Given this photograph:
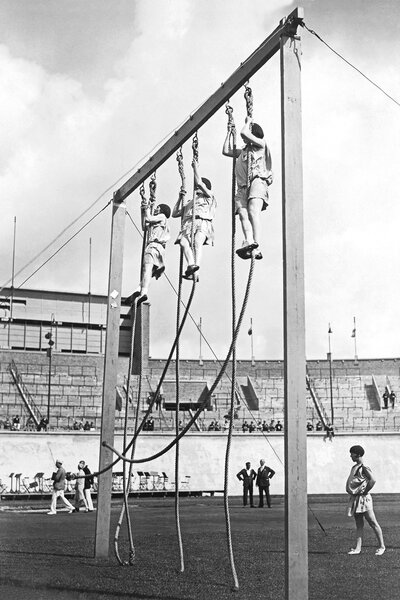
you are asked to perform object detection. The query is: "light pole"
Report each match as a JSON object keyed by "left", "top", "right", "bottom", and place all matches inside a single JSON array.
[
  {"left": 45, "top": 326, "right": 55, "bottom": 424},
  {"left": 327, "top": 323, "right": 334, "bottom": 426}
]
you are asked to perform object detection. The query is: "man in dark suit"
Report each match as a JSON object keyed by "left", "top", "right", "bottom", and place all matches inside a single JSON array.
[
  {"left": 236, "top": 461, "right": 257, "bottom": 507},
  {"left": 256, "top": 459, "right": 275, "bottom": 508}
]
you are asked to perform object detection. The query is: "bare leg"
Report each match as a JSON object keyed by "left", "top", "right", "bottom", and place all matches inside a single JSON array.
[
  {"left": 248, "top": 197, "right": 264, "bottom": 246},
  {"left": 179, "top": 237, "right": 194, "bottom": 267},
  {"left": 365, "top": 511, "right": 385, "bottom": 552},
  {"left": 348, "top": 514, "right": 364, "bottom": 553},
  {"left": 193, "top": 231, "right": 207, "bottom": 266},
  {"left": 237, "top": 206, "right": 254, "bottom": 246},
  {"left": 140, "top": 261, "right": 154, "bottom": 297}
]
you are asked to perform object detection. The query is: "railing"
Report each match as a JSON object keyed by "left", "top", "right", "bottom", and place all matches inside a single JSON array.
[
  {"left": 9, "top": 360, "right": 42, "bottom": 428},
  {"left": 306, "top": 374, "right": 329, "bottom": 427}
]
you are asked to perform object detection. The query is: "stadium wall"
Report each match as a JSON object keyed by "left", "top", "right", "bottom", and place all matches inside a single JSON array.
[{"left": 1, "top": 431, "right": 399, "bottom": 495}]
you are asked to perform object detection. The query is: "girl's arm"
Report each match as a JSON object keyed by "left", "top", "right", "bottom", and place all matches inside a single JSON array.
[
  {"left": 240, "top": 116, "right": 265, "bottom": 149},
  {"left": 222, "top": 129, "right": 241, "bottom": 158},
  {"left": 144, "top": 213, "right": 165, "bottom": 226},
  {"left": 192, "top": 160, "right": 211, "bottom": 198},
  {"left": 362, "top": 466, "right": 376, "bottom": 494},
  {"left": 171, "top": 188, "right": 186, "bottom": 218}
]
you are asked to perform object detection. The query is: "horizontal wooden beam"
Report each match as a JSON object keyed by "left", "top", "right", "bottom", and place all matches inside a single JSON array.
[{"left": 114, "top": 6, "right": 304, "bottom": 203}]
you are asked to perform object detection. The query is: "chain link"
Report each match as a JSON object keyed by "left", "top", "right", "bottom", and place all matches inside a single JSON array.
[
  {"left": 139, "top": 183, "right": 147, "bottom": 208},
  {"left": 192, "top": 132, "right": 199, "bottom": 163},
  {"left": 244, "top": 84, "right": 253, "bottom": 119},
  {"left": 176, "top": 147, "right": 186, "bottom": 191},
  {"left": 149, "top": 172, "right": 157, "bottom": 206},
  {"left": 225, "top": 101, "right": 237, "bottom": 147}
]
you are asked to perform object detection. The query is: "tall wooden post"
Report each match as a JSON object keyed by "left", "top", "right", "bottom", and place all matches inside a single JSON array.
[
  {"left": 280, "top": 12, "right": 308, "bottom": 600},
  {"left": 95, "top": 196, "right": 126, "bottom": 558}
]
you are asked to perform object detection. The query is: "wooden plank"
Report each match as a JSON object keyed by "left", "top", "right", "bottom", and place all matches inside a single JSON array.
[
  {"left": 94, "top": 198, "right": 126, "bottom": 558},
  {"left": 114, "top": 7, "right": 304, "bottom": 203},
  {"left": 280, "top": 21, "right": 308, "bottom": 600}
]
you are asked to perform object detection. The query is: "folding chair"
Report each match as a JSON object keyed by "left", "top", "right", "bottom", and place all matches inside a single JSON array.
[
  {"left": 112, "top": 472, "right": 124, "bottom": 491},
  {"left": 143, "top": 472, "right": 151, "bottom": 490},
  {"left": 22, "top": 477, "right": 32, "bottom": 493},
  {"left": 161, "top": 472, "right": 169, "bottom": 490},
  {"left": 137, "top": 471, "right": 148, "bottom": 491},
  {"left": 43, "top": 477, "right": 54, "bottom": 492},
  {"left": 149, "top": 471, "right": 160, "bottom": 490},
  {"left": 14, "top": 473, "right": 22, "bottom": 493},
  {"left": 181, "top": 475, "right": 191, "bottom": 490},
  {"left": 34, "top": 472, "right": 45, "bottom": 492}
]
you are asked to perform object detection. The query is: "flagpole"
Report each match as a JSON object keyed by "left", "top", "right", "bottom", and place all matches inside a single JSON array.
[
  {"left": 327, "top": 323, "right": 334, "bottom": 426},
  {"left": 250, "top": 318, "right": 255, "bottom": 366},
  {"left": 199, "top": 317, "right": 203, "bottom": 366},
  {"left": 352, "top": 316, "right": 358, "bottom": 363},
  {"left": 8, "top": 217, "right": 17, "bottom": 347},
  {"left": 88, "top": 237, "right": 92, "bottom": 325}
]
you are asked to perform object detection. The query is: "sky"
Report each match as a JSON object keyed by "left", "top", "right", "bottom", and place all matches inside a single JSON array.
[{"left": 0, "top": 0, "right": 400, "bottom": 361}]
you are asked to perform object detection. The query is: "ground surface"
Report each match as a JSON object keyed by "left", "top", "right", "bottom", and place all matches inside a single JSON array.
[{"left": 0, "top": 494, "right": 399, "bottom": 600}]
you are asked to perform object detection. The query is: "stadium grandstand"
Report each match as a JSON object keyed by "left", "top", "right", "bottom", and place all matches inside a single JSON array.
[{"left": 0, "top": 286, "right": 398, "bottom": 435}]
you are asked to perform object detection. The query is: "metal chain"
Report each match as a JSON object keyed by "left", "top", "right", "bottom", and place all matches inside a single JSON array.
[
  {"left": 225, "top": 101, "right": 237, "bottom": 148},
  {"left": 149, "top": 172, "right": 157, "bottom": 207},
  {"left": 244, "top": 84, "right": 253, "bottom": 119},
  {"left": 192, "top": 132, "right": 199, "bottom": 163},
  {"left": 176, "top": 147, "right": 186, "bottom": 193}
]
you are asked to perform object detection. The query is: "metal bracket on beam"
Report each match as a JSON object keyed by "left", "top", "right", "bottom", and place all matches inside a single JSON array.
[{"left": 280, "top": 6, "right": 304, "bottom": 37}]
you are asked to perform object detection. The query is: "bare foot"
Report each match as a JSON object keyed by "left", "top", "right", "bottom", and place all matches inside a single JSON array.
[{"left": 348, "top": 548, "right": 361, "bottom": 555}]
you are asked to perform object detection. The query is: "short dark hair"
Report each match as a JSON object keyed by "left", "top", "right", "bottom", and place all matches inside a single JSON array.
[
  {"left": 158, "top": 204, "right": 171, "bottom": 219},
  {"left": 201, "top": 177, "right": 211, "bottom": 190},
  {"left": 350, "top": 445, "right": 365, "bottom": 457},
  {"left": 252, "top": 123, "right": 264, "bottom": 139}
]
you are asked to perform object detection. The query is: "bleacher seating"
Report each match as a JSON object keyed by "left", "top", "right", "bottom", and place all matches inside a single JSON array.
[{"left": 1, "top": 350, "right": 400, "bottom": 433}]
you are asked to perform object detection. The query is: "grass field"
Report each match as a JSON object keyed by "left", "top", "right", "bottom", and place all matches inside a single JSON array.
[{"left": 1, "top": 494, "right": 399, "bottom": 600}]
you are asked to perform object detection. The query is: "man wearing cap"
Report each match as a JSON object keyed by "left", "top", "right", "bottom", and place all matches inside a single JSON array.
[{"left": 48, "top": 459, "right": 74, "bottom": 515}]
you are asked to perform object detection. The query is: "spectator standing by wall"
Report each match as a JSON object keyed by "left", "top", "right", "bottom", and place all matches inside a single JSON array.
[
  {"left": 74, "top": 463, "right": 89, "bottom": 512},
  {"left": 236, "top": 461, "right": 256, "bottom": 507},
  {"left": 256, "top": 459, "right": 275, "bottom": 508},
  {"left": 79, "top": 460, "right": 94, "bottom": 512},
  {"left": 382, "top": 389, "right": 389, "bottom": 409},
  {"left": 390, "top": 390, "right": 396, "bottom": 409}
]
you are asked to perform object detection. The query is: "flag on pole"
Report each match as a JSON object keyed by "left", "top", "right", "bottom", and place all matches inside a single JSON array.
[
  {"left": 351, "top": 316, "right": 356, "bottom": 337},
  {"left": 248, "top": 326, "right": 252, "bottom": 336},
  {"left": 328, "top": 324, "right": 332, "bottom": 334}
]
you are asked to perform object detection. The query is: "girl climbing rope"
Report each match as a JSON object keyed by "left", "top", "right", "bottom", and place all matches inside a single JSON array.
[
  {"left": 131, "top": 182, "right": 171, "bottom": 305},
  {"left": 172, "top": 158, "right": 216, "bottom": 280},
  {"left": 222, "top": 94, "right": 273, "bottom": 261}
]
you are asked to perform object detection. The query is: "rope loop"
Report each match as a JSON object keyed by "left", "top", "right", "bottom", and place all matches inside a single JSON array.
[
  {"left": 244, "top": 84, "right": 253, "bottom": 119},
  {"left": 192, "top": 132, "right": 199, "bottom": 163}
]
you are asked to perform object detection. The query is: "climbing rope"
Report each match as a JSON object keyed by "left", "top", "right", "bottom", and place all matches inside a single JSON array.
[
  {"left": 175, "top": 147, "right": 187, "bottom": 573},
  {"left": 174, "top": 250, "right": 185, "bottom": 572},
  {"left": 190, "top": 133, "right": 199, "bottom": 257},
  {"left": 244, "top": 84, "right": 254, "bottom": 188},
  {"left": 103, "top": 256, "right": 255, "bottom": 464},
  {"left": 224, "top": 100, "right": 239, "bottom": 590},
  {"left": 114, "top": 177, "right": 156, "bottom": 566}
]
